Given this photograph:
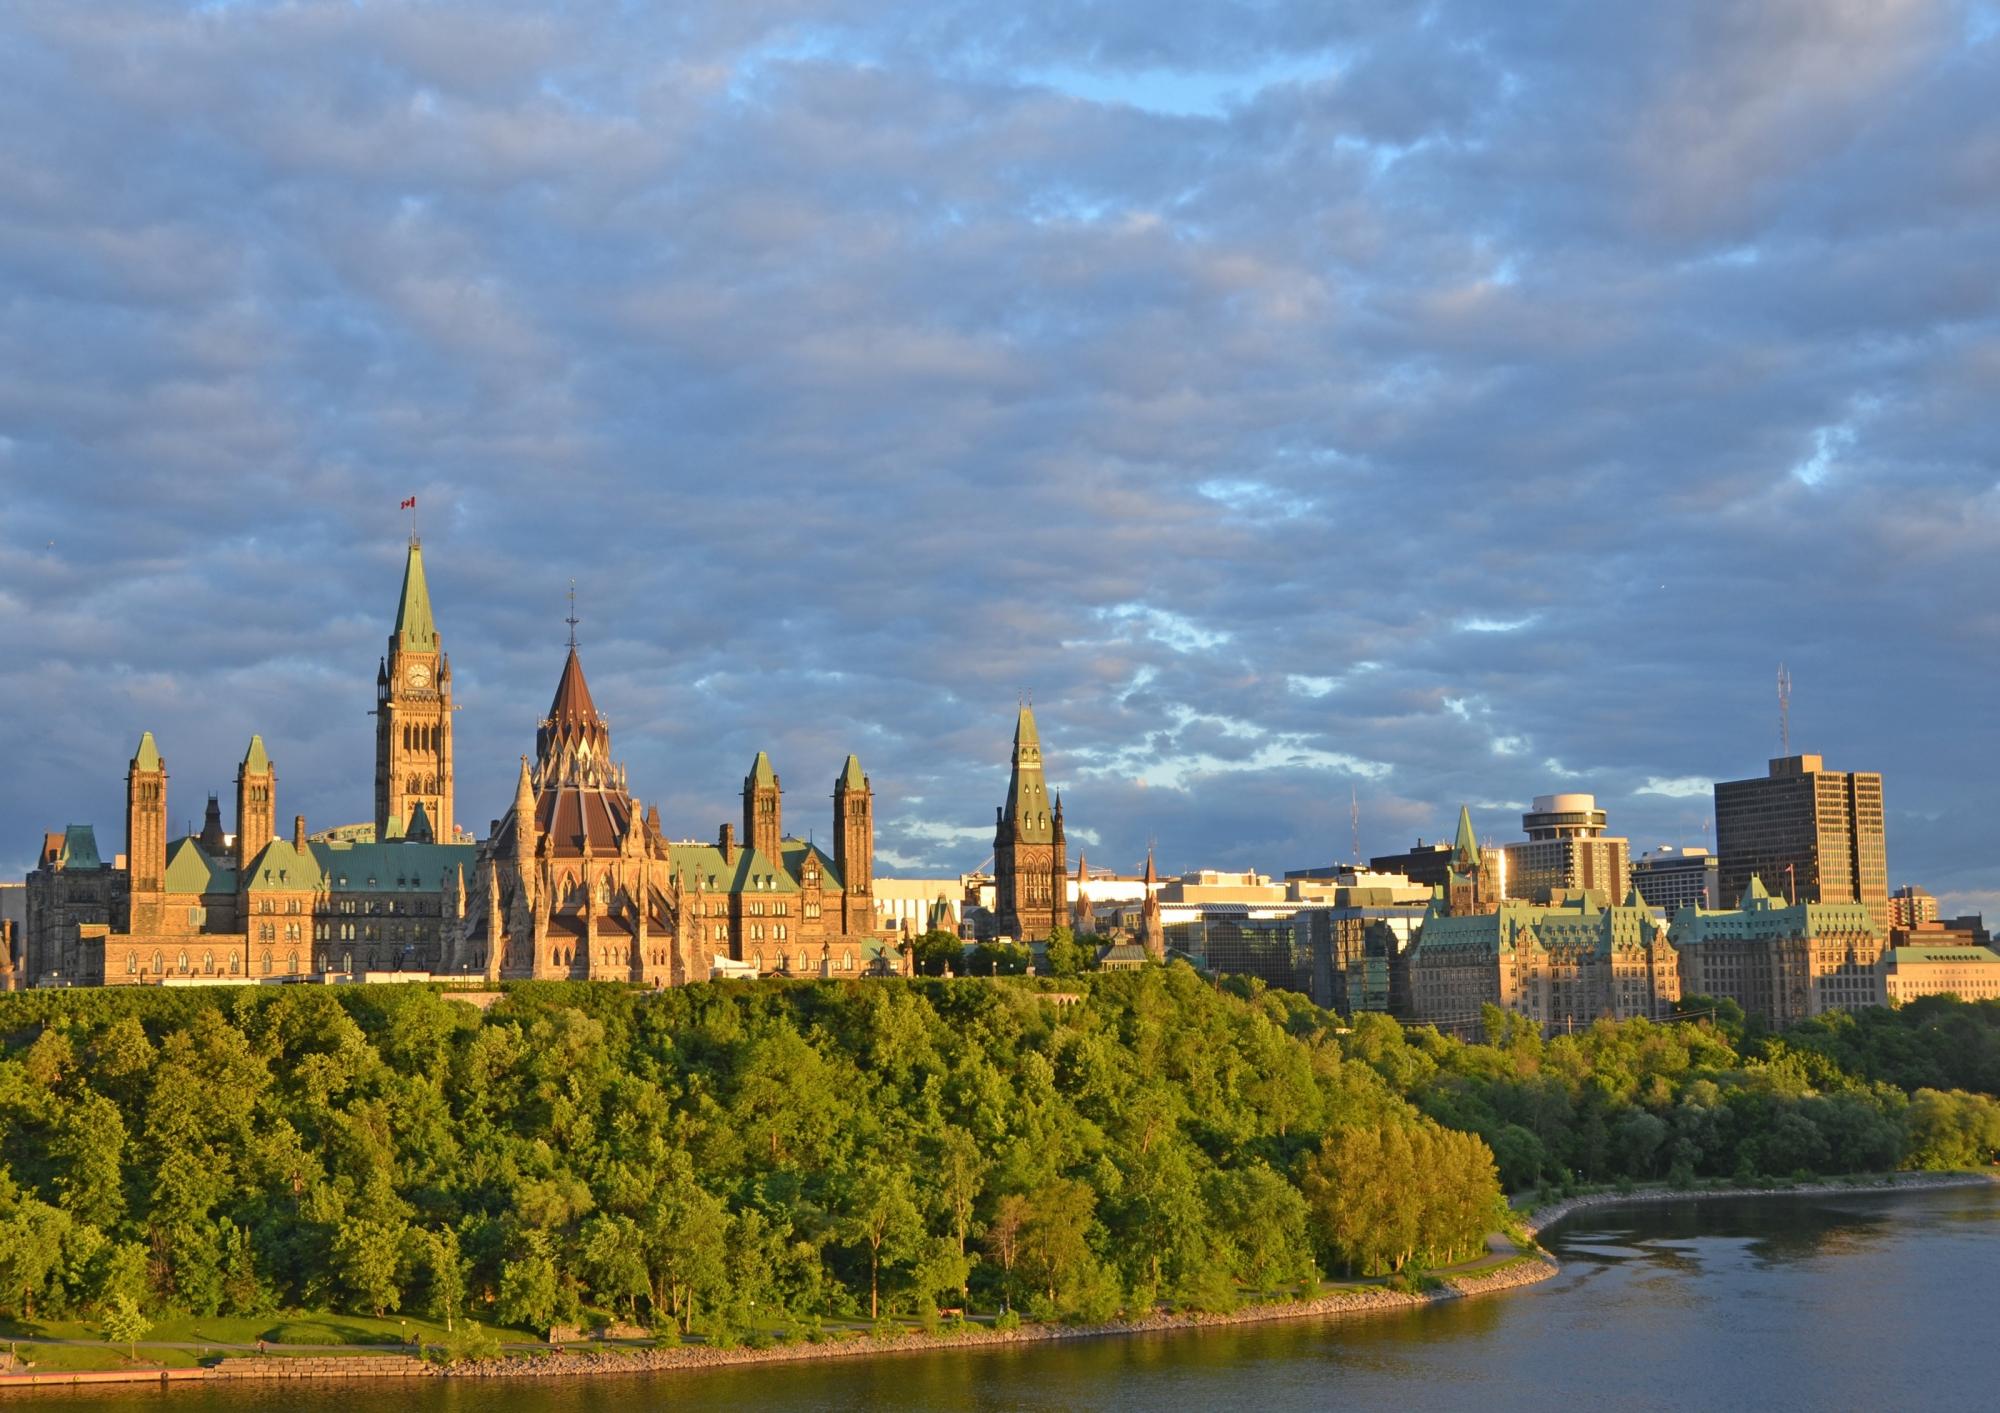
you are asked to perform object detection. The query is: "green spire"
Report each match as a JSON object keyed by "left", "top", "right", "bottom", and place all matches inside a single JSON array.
[
  {"left": 132, "top": 731, "right": 162, "bottom": 771},
  {"left": 1003, "top": 705, "right": 1052, "bottom": 843},
  {"left": 394, "top": 539, "right": 437, "bottom": 651},
  {"left": 242, "top": 735, "right": 270, "bottom": 774},
  {"left": 1453, "top": 805, "right": 1480, "bottom": 867},
  {"left": 840, "top": 754, "right": 866, "bottom": 790},
  {"left": 749, "top": 751, "right": 778, "bottom": 786}
]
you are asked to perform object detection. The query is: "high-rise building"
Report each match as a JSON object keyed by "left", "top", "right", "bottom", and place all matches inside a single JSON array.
[
  {"left": 1714, "top": 755, "right": 1887, "bottom": 933},
  {"left": 1632, "top": 846, "right": 1720, "bottom": 914},
  {"left": 987, "top": 705, "right": 1069, "bottom": 942},
  {"left": 1888, "top": 884, "right": 1939, "bottom": 930},
  {"left": 1499, "top": 794, "right": 1630, "bottom": 904}
]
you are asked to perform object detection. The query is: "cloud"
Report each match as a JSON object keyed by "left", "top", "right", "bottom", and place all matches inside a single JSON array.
[{"left": 0, "top": 1, "right": 1994, "bottom": 906}]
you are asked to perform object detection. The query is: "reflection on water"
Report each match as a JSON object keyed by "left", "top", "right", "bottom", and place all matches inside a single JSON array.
[{"left": 32, "top": 1186, "right": 2000, "bottom": 1413}]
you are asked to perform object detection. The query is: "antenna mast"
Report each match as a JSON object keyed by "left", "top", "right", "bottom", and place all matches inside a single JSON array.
[
  {"left": 1351, "top": 788, "right": 1361, "bottom": 866},
  {"left": 1777, "top": 663, "right": 1792, "bottom": 757}
]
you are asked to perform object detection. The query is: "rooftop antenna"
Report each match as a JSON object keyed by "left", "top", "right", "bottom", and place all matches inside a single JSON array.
[
  {"left": 1777, "top": 663, "right": 1792, "bottom": 757},
  {"left": 565, "top": 579, "right": 579, "bottom": 649},
  {"left": 1351, "top": 788, "right": 1361, "bottom": 866}
]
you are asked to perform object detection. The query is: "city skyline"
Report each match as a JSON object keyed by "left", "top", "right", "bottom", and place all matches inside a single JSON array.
[{"left": 3, "top": 6, "right": 1997, "bottom": 912}]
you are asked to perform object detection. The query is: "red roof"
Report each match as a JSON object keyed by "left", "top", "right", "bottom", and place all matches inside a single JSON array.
[{"left": 547, "top": 647, "right": 603, "bottom": 728}]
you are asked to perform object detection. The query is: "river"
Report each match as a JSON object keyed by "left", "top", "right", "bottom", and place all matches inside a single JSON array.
[{"left": 33, "top": 1184, "right": 2000, "bottom": 1412}]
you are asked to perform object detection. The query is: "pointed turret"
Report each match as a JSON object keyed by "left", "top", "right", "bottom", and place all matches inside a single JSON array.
[
  {"left": 547, "top": 647, "right": 603, "bottom": 729},
  {"left": 133, "top": 731, "right": 163, "bottom": 772},
  {"left": 840, "top": 754, "right": 866, "bottom": 790},
  {"left": 1452, "top": 805, "right": 1480, "bottom": 869},
  {"left": 834, "top": 754, "right": 873, "bottom": 926},
  {"left": 537, "top": 647, "right": 612, "bottom": 784},
  {"left": 744, "top": 752, "right": 783, "bottom": 862},
  {"left": 406, "top": 799, "right": 435, "bottom": 844},
  {"left": 126, "top": 732, "right": 168, "bottom": 900},
  {"left": 1139, "top": 848, "right": 1165, "bottom": 962},
  {"left": 199, "top": 795, "right": 227, "bottom": 855},
  {"left": 394, "top": 539, "right": 438, "bottom": 651},
  {"left": 236, "top": 736, "right": 276, "bottom": 872}
]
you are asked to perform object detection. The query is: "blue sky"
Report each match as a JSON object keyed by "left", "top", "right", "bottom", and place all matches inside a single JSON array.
[{"left": 2, "top": 1, "right": 1997, "bottom": 914}]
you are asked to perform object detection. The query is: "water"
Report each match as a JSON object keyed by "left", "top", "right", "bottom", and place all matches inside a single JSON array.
[{"left": 35, "top": 1185, "right": 2000, "bottom": 1412}]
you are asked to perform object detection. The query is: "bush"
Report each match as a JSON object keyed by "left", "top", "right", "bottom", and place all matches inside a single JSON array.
[{"left": 993, "top": 1310, "right": 1021, "bottom": 1332}]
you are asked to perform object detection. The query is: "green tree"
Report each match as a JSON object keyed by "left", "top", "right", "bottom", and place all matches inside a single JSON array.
[{"left": 100, "top": 1291, "right": 151, "bottom": 1361}]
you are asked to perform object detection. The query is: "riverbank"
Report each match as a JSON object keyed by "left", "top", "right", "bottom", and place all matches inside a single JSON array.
[
  {"left": 0, "top": 1253, "right": 1557, "bottom": 1391},
  {"left": 1517, "top": 1169, "right": 2000, "bottom": 1238}
]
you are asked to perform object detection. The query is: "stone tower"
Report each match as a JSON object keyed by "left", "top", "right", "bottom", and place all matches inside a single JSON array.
[
  {"left": 1446, "top": 805, "right": 1499, "bottom": 915},
  {"left": 744, "top": 752, "right": 782, "bottom": 861},
  {"left": 374, "top": 538, "right": 454, "bottom": 842},
  {"left": 235, "top": 736, "right": 275, "bottom": 872},
  {"left": 1139, "top": 848, "right": 1166, "bottom": 962},
  {"left": 126, "top": 732, "right": 168, "bottom": 932},
  {"left": 835, "top": 754, "right": 874, "bottom": 935},
  {"left": 992, "top": 704, "right": 1068, "bottom": 941}
]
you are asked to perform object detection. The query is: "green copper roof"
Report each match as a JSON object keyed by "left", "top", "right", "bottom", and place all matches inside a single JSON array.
[
  {"left": 1453, "top": 806, "right": 1480, "bottom": 867},
  {"left": 311, "top": 838, "right": 476, "bottom": 892},
  {"left": 1014, "top": 704, "right": 1040, "bottom": 749},
  {"left": 242, "top": 735, "right": 271, "bottom": 775},
  {"left": 1003, "top": 706, "right": 1053, "bottom": 843},
  {"left": 242, "top": 837, "right": 325, "bottom": 893},
  {"left": 57, "top": 825, "right": 103, "bottom": 870},
  {"left": 664, "top": 842, "right": 800, "bottom": 895},
  {"left": 780, "top": 839, "right": 844, "bottom": 892},
  {"left": 395, "top": 540, "right": 438, "bottom": 650},
  {"left": 132, "top": 731, "right": 162, "bottom": 771},
  {"left": 164, "top": 836, "right": 233, "bottom": 894},
  {"left": 748, "top": 751, "right": 778, "bottom": 787},
  {"left": 840, "top": 754, "right": 866, "bottom": 789},
  {"left": 1889, "top": 946, "right": 2000, "bottom": 965}
]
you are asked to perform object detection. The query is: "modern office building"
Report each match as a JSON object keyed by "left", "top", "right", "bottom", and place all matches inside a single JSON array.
[
  {"left": 1882, "top": 945, "right": 2000, "bottom": 1003},
  {"left": 1632, "top": 846, "right": 1720, "bottom": 914},
  {"left": 1499, "top": 794, "right": 1631, "bottom": 904},
  {"left": 1888, "top": 884, "right": 1939, "bottom": 930},
  {"left": 1714, "top": 755, "right": 1888, "bottom": 933}
]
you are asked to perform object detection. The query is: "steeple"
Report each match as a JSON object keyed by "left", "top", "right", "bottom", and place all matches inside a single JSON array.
[
  {"left": 1139, "top": 848, "right": 1165, "bottom": 962},
  {"left": 537, "top": 647, "right": 614, "bottom": 785},
  {"left": 834, "top": 754, "right": 873, "bottom": 927},
  {"left": 1452, "top": 805, "right": 1480, "bottom": 869},
  {"left": 1002, "top": 704, "right": 1053, "bottom": 844},
  {"left": 236, "top": 735, "right": 276, "bottom": 872},
  {"left": 394, "top": 539, "right": 437, "bottom": 651},
  {"left": 126, "top": 732, "right": 167, "bottom": 899}
]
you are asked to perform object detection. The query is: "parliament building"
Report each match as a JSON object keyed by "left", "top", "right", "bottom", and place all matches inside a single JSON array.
[{"left": 23, "top": 540, "right": 902, "bottom": 987}]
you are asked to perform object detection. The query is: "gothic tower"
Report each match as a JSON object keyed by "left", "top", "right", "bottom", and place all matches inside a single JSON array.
[
  {"left": 126, "top": 732, "right": 167, "bottom": 931},
  {"left": 744, "top": 752, "right": 782, "bottom": 861},
  {"left": 236, "top": 736, "right": 275, "bottom": 872},
  {"left": 992, "top": 704, "right": 1067, "bottom": 941},
  {"left": 374, "top": 538, "right": 454, "bottom": 842},
  {"left": 835, "top": 754, "right": 874, "bottom": 936}
]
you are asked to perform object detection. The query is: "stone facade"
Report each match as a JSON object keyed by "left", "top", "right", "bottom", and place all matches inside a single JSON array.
[
  {"left": 459, "top": 644, "right": 898, "bottom": 984},
  {"left": 374, "top": 540, "right": 457, "bottom": 843},
  {"left": 1404, "top": 888, "right": 1680, "bottom": 1034},
  {"left": 1667, "top": 876, "right": 1884, "bottom": 1027}
]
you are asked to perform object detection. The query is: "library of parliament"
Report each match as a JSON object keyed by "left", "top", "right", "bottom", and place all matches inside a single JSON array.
[{"left": 21, "top": 540, "right": 1067, "bottom": 988}]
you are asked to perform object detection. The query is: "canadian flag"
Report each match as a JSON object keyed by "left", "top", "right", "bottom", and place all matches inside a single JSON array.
[{"left": 401, "top": 496, "right": 417, "bottom": 509}]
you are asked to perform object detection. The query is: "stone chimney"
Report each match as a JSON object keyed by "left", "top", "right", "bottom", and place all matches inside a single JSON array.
[
  {"left": 719, "top": 822, "right": 737, "bottom": 864},
  {"left": 293, "top": 815, "right": 307, "bottom": 852}
]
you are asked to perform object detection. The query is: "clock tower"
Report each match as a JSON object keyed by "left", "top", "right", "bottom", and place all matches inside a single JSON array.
[{"left": 374, "top": 538, "right": 455, "bottom": 841}]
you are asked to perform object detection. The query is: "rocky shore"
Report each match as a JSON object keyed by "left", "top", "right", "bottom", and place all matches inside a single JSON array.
[{"left": 1518, "top": 1169, "right": 1999, "bottom": 1238}]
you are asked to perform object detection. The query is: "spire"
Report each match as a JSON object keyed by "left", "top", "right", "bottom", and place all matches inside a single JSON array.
[
  {"left": 840, "top": 754, "right": 866, "bottom": 790},
  {"left": 514, "top": 755, "right": 535, "bottom": 815},
  {"left": 749, "top": 750, "right": 778, "bottom": 787},
  {"left": 1143, "top": 847, "right": 1158, "bottom": 888},
  {"left": 132, "top": 731, "right": 162, "bottom": 771},
  {"left": 1001, "top": 704, "right": 1053, "bottom": 843},
  {"left": 1452, "top": 805, "right": 1480, "bottom": 868},
  {"left": 406, "top": 799, "right": 434, "bottom": 844},
  {"left": 394, "top": 539, "right": 438, "bottom": 651},
  {"left": 547, "top": 647, "right": 602, "bottom": 729},
  {"left": 200, "top": 795, "right": 226, "bottom": 853},
  {"left": 242, "top": 735, "right": 271, "bottom": 775}
]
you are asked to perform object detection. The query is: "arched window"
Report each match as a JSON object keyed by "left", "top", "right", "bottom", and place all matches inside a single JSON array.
[
  {"left": 261, "top": 950, "right": 272, "bottom": 975},
  {"left": 229, "top": 954, "right": 240, "bottom": 974},
  {"left": 203, "top": 951, "right": 215, "bottom": 974},
  {"left": 287, "top": 951, "right": 299, "bottom": 975},
  {"left": 176, "top": 949, "right": 188, "bottom": 974},
  {"left": 126, "top": 953, "right": 137, "bottom": 975},
  {"left": 408, "top": 774, "right": 421, "bottom": 794},
  {"left": 152, "top": 950, "right": 163, "bottom": 974}
]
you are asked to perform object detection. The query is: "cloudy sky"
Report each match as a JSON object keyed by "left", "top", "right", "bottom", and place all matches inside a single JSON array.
[{"left": 3, "top": 1, "right": 1997, "bottom": 913}]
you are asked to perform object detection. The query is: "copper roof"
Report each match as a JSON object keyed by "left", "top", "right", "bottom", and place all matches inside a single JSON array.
[
  {"left": 536, "top": 783, "right": 633, "bottom": 855},
  {"left": 547, "top": 647, "right": 602, "bottom": 729}
]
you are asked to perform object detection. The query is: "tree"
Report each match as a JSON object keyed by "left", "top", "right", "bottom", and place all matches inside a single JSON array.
[
  {"left": 100, "top": 1291, "right": 151, "bottom": 1362},
  {"left": 839, "top": 1162, "right": 924, "bottom": 1320},
  {"left": 497, "top": 1230, "right": 561, "bottom": 1332},
  {"left": 331, "top": 1218, "right": 405, "bottom": 1318},
  {"left": 1043, "top": 927, "right": 1089, "bottom": 977},
  {"left": 984, "top": 1193, "right": 1029, "bottom": 1311},
  {"left": 422, "top": 1228, "right": 466, "bottom": 1333}
]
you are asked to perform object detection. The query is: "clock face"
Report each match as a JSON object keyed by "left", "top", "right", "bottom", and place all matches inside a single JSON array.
[{"left": 408, "top": 663, "right": 431, "bottom": 688}]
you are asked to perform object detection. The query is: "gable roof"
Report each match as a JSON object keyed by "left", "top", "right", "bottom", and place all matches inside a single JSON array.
[
  {"left": 164, "top": 836, "right": 234, "bottom": 894},
  {"left": 781, "top": 838, "right": 844, "bottom": 892},
  {"left": 311, "top": 837, "right": 476, "bottom": 892}
]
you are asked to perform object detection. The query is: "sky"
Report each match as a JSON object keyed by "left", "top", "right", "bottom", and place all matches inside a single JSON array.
[{"left": 2, "top": 1, "right": 1997, "bottom": 914}]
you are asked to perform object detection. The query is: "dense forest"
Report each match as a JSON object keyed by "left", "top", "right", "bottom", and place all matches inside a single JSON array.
[{"left": 0, "top": 971, "right": 1995, "bottom": 1340}]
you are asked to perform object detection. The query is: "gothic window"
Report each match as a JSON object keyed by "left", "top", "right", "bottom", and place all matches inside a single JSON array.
[
  {"left": 287, "top": 951, "right": 299, "bottom": 975},
  {"left": 126, "top": 953, "right": 137, "bottom": 975},
  {"left": 776, "top": 924, "right": 787, "bottom": 941},
  {"left": 408, "top": 775, "right": 421, "bottom": 794},
  {"left": 425, "top": 776, "right": 436, "bottom": 793},
  {"left": 230, "top": 955, "right": 240, "bottom": 974},
  {"left": 797, "top": 950, "right": 808, "bottom": 970},
  {"left": 262, "top": 950, "right": 272, "bottom": 975},
  {"left": 152, "top": 950, "right": 163, "bottom": 974},
  {"left": 203, "top": 951, "right": 214, "bottom": 974},
  {"left": 177, "top": 950, "right": 189, "bottom": 973},
  {"left": 752, "top": 952, "right": 763, "bottom": 969}
]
